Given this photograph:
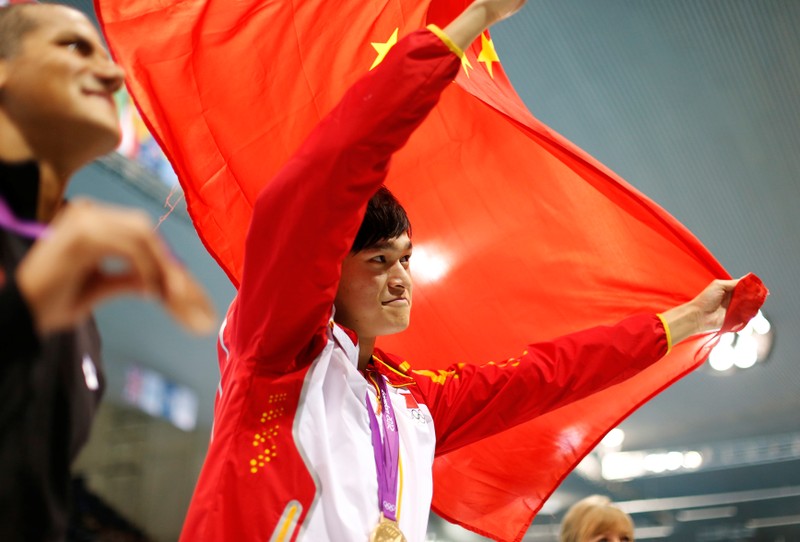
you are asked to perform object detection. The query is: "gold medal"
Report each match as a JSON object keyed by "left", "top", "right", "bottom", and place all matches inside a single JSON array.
[{"left": 369, "top": 516, "right": 407, "bottom": 542}]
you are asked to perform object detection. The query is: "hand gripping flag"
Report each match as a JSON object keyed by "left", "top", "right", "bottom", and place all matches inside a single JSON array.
[{"left": 96, "top": 1, "right": 765, "bottom": 540}]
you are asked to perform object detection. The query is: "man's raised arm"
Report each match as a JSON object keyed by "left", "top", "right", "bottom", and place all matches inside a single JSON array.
[
  {"left": 231, "top": 0, "right": 528, "bottom": 370},
  {"left": 231, "top": 29, "right": 460, "bottom": 367},
  {"left": 415, "top": 278, "right": 745, "bottom": 455}
]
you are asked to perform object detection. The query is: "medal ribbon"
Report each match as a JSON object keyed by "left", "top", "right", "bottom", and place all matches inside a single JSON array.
[
  {"left": 0, "top": 197, "right": 48, "bottom": 239},
  {"left": 365, "top": 371, "right": 400, "bottom": 522}
]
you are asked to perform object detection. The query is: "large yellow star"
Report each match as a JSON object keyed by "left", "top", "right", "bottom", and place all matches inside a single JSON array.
[
  {"left": 477, "top": 32, "right": 500, "bottom": 78},
  {"left": 370, "top": 28, "right": 399, "bottom": 71}
]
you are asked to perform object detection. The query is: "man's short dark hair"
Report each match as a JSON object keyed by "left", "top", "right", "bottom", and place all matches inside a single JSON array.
[
  {"left": 0, "top": 4, "right": 39, "bottom": 59},
  {"left": 351, "top": 186, "right": 411, "bottom": 253}
]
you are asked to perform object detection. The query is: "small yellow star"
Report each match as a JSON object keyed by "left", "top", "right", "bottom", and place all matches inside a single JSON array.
[
  {"left": 477, "top": 32, "right": 500, "bottom": 78},
  {"left": 370, "top": 28, "right": 399, "bottom": 71},
  {"left": 461, "top": 54, "right": 474, "bottom": 78}
]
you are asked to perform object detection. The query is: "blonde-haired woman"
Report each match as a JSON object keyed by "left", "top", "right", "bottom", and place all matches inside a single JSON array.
[{"left": 560, "top": 495, "right": 634, "bottom": 542}]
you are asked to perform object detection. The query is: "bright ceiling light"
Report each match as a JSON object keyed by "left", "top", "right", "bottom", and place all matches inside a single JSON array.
[
  {"left": 665, "top": 451, "right": 684, "bottom": 471},
  {"left": 708, "top": 343, "right": 735, "bottom": 371},
  {"left": 601, "top": 451, "right": 647, "bottom": 481},
  {"left": 682, "top": 451, "right": 703, "bottom": 469},
  {"left": 708, "top": 310, "right": 773, "bottom": 372},
  {"left": 601, "top": 428, "right": 625, "bottom": 449},
  {"left": 601, "top": 450, "right": 704, "bottom": 480},
  {"left": 644, "top": 453, "right": 668, "bottom": 474},
  {"left": 733, "top": 335, "right": 758, "bottom": 369},
  {"left": 750, "top": 311, "right": 771, "bottom": 334}
]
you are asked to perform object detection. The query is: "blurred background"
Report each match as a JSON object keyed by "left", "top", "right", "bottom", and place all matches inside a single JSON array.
[{"left": 49, "top": 0, "right": 799, "bottom": 540}]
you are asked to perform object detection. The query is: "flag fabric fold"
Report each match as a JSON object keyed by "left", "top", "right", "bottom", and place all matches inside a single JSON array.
[{"left": 96, "top": 1, "right": 749, "bottom": 539}]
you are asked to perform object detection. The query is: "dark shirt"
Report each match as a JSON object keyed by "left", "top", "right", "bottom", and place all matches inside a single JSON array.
[
  {"left": 0, "top": 161, "right": 105, "bottom": 542},
  {"left": 0, "top": 161, "right": 39, "bottom": 360}
]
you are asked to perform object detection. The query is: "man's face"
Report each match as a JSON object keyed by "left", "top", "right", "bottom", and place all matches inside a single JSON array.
[
  {"left": 0, "top": 5, "right": 124, "bottom": 156},
  {"left": 335, "top": 233, "right": 413, "bottom": 340}
]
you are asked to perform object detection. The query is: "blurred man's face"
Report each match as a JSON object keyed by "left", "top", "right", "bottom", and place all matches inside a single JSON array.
[{"left": 0, "top": 5, "right": 124, "bottom": 157}]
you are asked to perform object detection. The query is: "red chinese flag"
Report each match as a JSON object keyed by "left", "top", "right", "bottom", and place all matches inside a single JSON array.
[{"left": 97, "top": 1, "right": 738, "bottom": 540}]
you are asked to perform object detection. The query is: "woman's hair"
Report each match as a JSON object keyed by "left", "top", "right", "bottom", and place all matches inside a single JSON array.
[{"left": 560, "top": 495, "right": 634, "bottom": 542}]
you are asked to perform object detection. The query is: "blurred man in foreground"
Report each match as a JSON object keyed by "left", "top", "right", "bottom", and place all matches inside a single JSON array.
[{"left": 0, "top": 3, "right": 215, "bottom": 540}]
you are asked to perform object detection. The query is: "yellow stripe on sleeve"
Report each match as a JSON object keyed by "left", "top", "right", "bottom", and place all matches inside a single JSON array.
[
  {"left": 426, "top": 24, "right": 465, "bottom": 59},
  {"left": 270, "top": 501, "right": 302, "bottom": 542},
  {"left": 656, "top": 313, "right": 673, "bottom": 354}
]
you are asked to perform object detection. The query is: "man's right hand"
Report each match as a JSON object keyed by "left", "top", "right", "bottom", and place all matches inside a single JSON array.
[
  {"left": 660, "top": 278, "right": 740, "bottom": 346},
  {"left": 15, "top": 199, "right": 216, "bottom": 335}
]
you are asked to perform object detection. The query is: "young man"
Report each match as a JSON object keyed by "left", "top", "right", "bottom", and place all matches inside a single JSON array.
[
  {"left": 0, "top": 4, "right": 215, "bottom": 540},
  {"left": 180, "top": 0, "right": 741, "bottom": 541}
]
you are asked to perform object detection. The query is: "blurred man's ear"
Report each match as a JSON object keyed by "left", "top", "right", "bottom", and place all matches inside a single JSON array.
[{"left": 0, "top": 60, "right": 7, "bottom": 89}]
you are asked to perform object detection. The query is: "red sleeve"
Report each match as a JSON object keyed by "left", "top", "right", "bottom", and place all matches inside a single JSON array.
[
  {"left": 229, "top": 29, "right": 460, "bottom": 371},
  {"left": 411, "top": 313, "right": 669, "bottom": 455}
]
